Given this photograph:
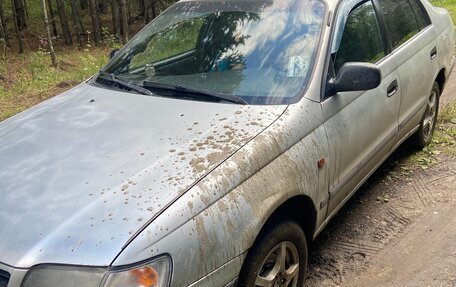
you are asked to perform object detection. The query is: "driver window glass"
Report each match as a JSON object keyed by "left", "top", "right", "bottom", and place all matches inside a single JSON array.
[
  {"left": 334, "top": 1, "right": 385, "bottom": 73},
  {"left": 130, "top": 19, "right": 205, "bottom": 69}
]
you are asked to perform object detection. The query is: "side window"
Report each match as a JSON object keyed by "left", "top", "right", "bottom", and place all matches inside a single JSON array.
[
  {"left": 334, "top": 1, "right": 385, "bottom": 73},
  {"left": 409, "top": 0, "right": 431, "bottom": 29},
  {"left": 377, "top": 0, "right": 420, "bottom": 49}
]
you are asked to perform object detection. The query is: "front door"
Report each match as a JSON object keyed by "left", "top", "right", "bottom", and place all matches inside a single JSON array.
[{"left": 322, "top": 0, "right": 401, "bottom": 217}]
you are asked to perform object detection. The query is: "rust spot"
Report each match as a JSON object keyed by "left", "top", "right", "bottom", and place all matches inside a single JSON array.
[{"left": 317, "top": 157, "right": 326, "bottom": 169}]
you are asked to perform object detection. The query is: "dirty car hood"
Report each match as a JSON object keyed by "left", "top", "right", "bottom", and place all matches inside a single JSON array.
[{"left": 0, "top": 83, "right": 286, "bottom": 268}]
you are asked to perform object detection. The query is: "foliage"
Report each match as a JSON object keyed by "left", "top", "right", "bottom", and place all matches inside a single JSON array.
[{"left": 0, "top": 47, "right": 108, "bottom": 121}]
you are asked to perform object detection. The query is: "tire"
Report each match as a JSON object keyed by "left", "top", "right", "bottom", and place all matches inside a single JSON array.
[
  {"left": 237, "top": 218, "right": 308, "bottom": 287},
  {"left": 412, "top": 82, "right": 440, "bottom": 149}
]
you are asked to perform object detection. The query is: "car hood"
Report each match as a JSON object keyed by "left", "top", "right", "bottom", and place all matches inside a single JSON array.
[{"left": 0, "top": 83, "right": 286, "bottom": 268}]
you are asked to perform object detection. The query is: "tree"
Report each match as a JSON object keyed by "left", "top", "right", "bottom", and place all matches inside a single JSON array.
[
  {"left": 0, "top": 0, "right": 10, "bottom": 47},
  {"left": 55, "top": 0, "right": 73, "bottom": 45},
  {"left": 80, "top": 0, "right": 88, "bottom": 10},
  {"left": 42, "top": 0, "right": 57, "bottom": 67},
  {"left": 1, "top": 0, "right": 184, "bottom": 55},
  {"left": 119, "top": 0, "right": 128, "bottom": 44},
  {"left": 46, "top": 0, "right": 59, "bottom": 37},
  {"left": 88, "top": 0, "right": 101, "bottom": 45},
  {"left": 69, "top": 0, "right": 84, "bottom": 48},
  {"left": 110, "top": 0, "right": 120, "bottom": 41},
  {"left": 11, "top": 0, "right": 25, "bottom": 53},
  {"left": 95, "top": 0, "right": 103, "bottom": 38},
  {"left": 13, "top": 0, "right": 26, "bottom": 30}
]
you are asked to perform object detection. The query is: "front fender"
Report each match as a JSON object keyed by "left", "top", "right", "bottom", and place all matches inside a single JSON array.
[{"left": 112, "top": 99, "right": 328, "bottom": 287}]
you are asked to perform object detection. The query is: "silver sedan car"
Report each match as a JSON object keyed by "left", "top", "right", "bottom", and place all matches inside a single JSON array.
[{"left": 0, "top": 0, "right": 454, "bottom": 286}]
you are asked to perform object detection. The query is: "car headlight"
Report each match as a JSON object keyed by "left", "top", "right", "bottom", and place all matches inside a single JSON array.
[
  {"left": 22, "top": 256, "right": 172, "bottom": 287},
  {"left": 102, "top": 256, "right": 171, "bottom": 287}
]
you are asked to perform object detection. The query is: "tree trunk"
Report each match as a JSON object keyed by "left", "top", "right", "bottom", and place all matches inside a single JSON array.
[
  {"left": 46, "top": 0, "right": 58, "bottom": 37},
  {"left": 42, "top": 0, "right": 57, "bottom": 67},
  {"left": 94, "top": 0, "right": 103, "bottom": 39},
  {"left": 80, "top": 0, "right": 88, "bottom": 10},
  {"left": 72, "top": 0, "right": 85, "bottom": 32},
  {"left": 88, "top": 0, "right": 101, "bottom": 45},
  {"left": 13, "top": 0, "right": 27, "bottom": 30},
  {"left": 127, "top": 0, "right": 131, "bottom": 23},
  {"left": 138, "top": 0, "right": 145, "bottom": 19},
  {"left": 55, "top": 0, "right": 73, "bottom": 45},
  {"left": 69, "top": 0, "right": 83, "bottom": 48},
  {"left": 119, "top": 0, "right": 128, "bottom": 44},
  {"left": 23, "top": 0, "right": 28, "bottom": 19},
  {"left": 98, "top": 0, "right": 108, "bottom": 14},
  {"left": 110, "top": 0, "right": 120, "bottom": 41},
  {"left": 0, "top": 0, "right": 10, "bottom": 47},
  {"left": 11, "top": 0, "right": 25, "bottom": 53},
  {"left": 144, "top": 0, "right": 150, "bottom": 23},
  {"left": 151, "top": 0, "right": 158, "bottom": 20}
]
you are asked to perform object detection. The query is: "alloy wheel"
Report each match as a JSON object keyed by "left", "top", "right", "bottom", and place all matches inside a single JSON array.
[
  {"left": 254, "top": 241, "right": 300, "bottom": 287},
  {"left": 423, "top": 90, "right": 438, "bottom": 143}
]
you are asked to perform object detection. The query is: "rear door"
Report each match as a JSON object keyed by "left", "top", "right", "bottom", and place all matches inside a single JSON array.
[
  {"left": 322, "top": 0, "right": 401, "bottom": 217},
  {"left": 375, "top": 0, "right": 438, "bottom": 143}
]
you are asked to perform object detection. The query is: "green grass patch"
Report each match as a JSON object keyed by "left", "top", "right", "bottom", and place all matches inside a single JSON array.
[
  {"left": 434, "top": 102, "right": 456, "bottom": 156},
  {"left": 0, "top": 47, "right": 108, "bottom": 121},
  {"left": 439, "top": 101, "right": 456, "bottom": 124}
]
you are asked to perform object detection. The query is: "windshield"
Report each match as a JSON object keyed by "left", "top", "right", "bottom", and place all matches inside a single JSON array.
[{"left": 99, "top": 0, "right": 326, "bottom": 105}]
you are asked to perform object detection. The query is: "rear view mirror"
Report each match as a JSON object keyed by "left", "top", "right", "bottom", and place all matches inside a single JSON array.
[{"left": 333, "top": 62, "right": 381, "bottom": 93}]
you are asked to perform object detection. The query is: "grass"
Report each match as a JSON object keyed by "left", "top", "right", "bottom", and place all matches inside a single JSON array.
[
  {"left": 433, "top": 102, "right": 456, "bottom": 156},
  {"left": 0, "top": 47, "right": 109, "bottom": 121},
  {"left": 409, "top": 102, "right": 456, "bottom": 169}
]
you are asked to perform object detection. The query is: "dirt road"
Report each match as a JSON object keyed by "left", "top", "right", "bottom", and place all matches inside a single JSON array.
[{"left": 306, "top": 71, "right": 456, "bottom": 287}]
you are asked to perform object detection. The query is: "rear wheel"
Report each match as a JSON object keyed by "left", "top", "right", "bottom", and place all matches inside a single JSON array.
[
  {"left": 412, "top": 82, "right": 440, "bottom": 149},
  {"left": 237, "top": 219, "right": 308, "bottom": 287}
]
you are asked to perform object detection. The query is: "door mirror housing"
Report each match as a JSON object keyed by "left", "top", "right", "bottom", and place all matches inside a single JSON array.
[{"left": 329, "top": 62, "right": 381, "bottom": 95}]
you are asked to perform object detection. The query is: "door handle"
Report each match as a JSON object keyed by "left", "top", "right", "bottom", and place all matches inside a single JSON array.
[
  {"left": 387, "top": 80, "right": 398, "bottom": 97},
  {"left": 430, "top": 47, "right": 437, "bottom": 60}
]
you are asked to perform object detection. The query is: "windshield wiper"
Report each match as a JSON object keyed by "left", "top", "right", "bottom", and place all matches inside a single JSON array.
[
  {"left": 143, "top": 80, "right": 247, "bottom": 105},
  {"left": 97, "top": 71, "right": 153, "bottom": 96}
]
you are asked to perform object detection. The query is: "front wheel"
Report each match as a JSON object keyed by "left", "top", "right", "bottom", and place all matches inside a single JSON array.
[
  {"left": 412, "top": 82, "right": 440, "bottom": 149},
  {"left": 237, "top": 219, "right": 308, "bottom": 287}
]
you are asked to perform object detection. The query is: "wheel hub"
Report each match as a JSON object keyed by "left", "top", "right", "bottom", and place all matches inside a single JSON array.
[{"left": 255, "top": 241, "right": 300, "bottom": 287}]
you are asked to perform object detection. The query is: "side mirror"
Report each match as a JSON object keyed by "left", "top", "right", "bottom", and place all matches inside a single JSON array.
[
  {"left": 331, "top": 62, "right": 381, "bottom": 94},
  {"left": 109, "top": 49, "right": 120, "bottom": 59}
]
